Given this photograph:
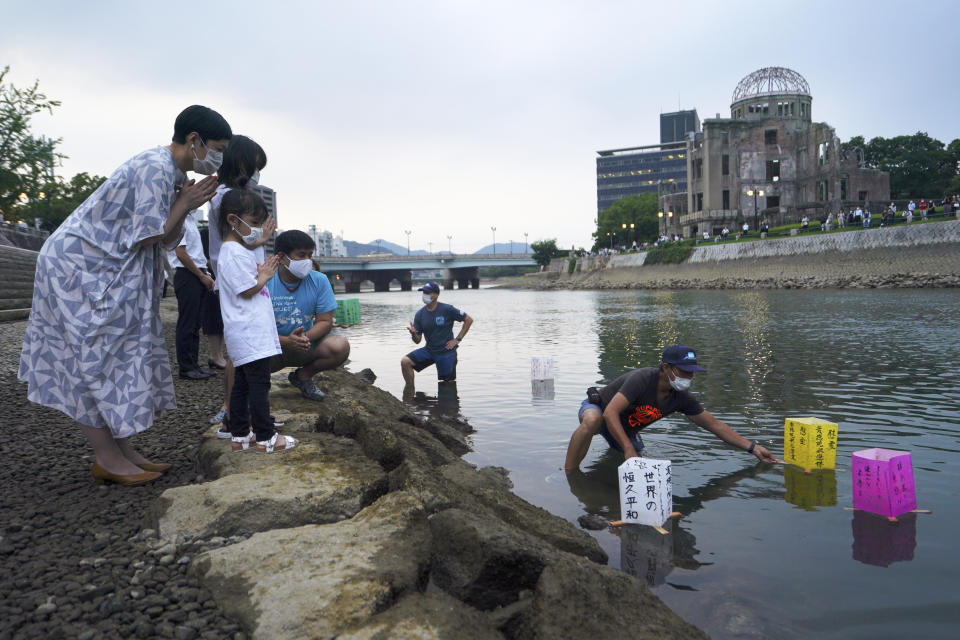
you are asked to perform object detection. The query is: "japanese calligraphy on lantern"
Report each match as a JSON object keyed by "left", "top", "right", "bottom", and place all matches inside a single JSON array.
[
  {"left": 618, "top": 457, "right": 672, "bottom": 527},
  {"left": 530, "top": 356, "right": 555, "bottom": 380},
  {"left": 851, "top": 448, "right": 917, "bottom": 518},
  {"left": 784, "top": 417, "right": 838, "bottom": 470}
]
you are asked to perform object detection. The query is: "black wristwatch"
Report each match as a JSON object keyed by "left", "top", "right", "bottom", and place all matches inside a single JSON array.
[{"left": 747, "top": 441, "right": 757, "bottom": 454}]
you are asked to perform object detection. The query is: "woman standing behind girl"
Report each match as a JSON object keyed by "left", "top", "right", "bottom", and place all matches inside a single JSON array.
[
  {"left": 206, "top": 136, "right": 273, "bottom": 428},
  {"left": 216, "top": 189, "right": 296, "bottom": 453}
]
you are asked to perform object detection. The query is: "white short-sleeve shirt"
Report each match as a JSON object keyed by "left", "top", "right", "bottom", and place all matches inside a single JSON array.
[{"left": 217, "top": 240, "right": 281, "bottom": 367}]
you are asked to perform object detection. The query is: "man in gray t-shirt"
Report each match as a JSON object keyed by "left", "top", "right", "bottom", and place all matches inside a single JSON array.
[{"left": 564, "top": 344, "right": 777, "bottom": 471}]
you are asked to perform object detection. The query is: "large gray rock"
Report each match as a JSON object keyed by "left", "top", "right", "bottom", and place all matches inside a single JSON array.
[
  {"left": 191, "top": 491, "right": 431, "bottom": 640},
  {"left": 513, "top": 553, "right": 710, "bottom": 639},
  {"left": 392, "top": 459, "right": 607, "bottom": 564},
  {"left": 156, "top": 436, "right": 387, "bottom": 540},
  {"left": 336, "top": 592, "right": 503, "bottom": 640},
  {"left": 429, "top": 508, "right": 549, "bottom": 611},
  {"left": 196, "top": 430, "right": 371, "bottom": 480}
]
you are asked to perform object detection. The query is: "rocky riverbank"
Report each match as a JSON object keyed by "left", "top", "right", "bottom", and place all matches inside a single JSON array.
[
  {"left": 1, "top": 302, "right": 708, "bottom": 640},
  {"left": 508, "top": 242, "right": 960, "bottom": 291}
]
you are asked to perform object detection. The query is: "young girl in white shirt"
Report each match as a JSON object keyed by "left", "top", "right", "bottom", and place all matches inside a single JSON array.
[{"left": 216, "top": 189, "right": 297, "bottom": 453}]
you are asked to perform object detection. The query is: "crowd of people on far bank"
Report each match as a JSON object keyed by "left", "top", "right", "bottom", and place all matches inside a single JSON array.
[
  {"left": 598, "top": 194, "right": 960, "bottom": 256},
  {"left": 17, "top": 105, "right": 472, "bottom": 486}
]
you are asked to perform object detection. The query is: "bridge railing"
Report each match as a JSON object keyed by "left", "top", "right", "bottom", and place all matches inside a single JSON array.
[{"left": 315, "top": 253, "right": 533, "bottom": 263}]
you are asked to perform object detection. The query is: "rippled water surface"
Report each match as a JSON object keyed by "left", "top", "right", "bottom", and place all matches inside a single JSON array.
[{"left": 333, "top": 286, "right": 960, "bottom": 639}]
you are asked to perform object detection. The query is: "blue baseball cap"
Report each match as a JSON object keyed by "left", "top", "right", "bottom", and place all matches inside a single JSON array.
[
  {"left": 418, "top": 282, "right": 440, "bottom": 294},
  {"left": 662, "top": 345, "right": 705, "bottom": 372}
]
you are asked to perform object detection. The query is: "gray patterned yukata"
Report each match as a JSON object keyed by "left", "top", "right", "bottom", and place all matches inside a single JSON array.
[{"left": 19, "top": 146, "right": 184, "bottom": 438}]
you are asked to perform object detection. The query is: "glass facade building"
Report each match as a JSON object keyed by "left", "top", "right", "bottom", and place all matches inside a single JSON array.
[
  {"left": 596, "top": 110, "right": 699, "bottom": 213},
  {"left": 596, "top": 144, "right": 687, "bottom": 213}
]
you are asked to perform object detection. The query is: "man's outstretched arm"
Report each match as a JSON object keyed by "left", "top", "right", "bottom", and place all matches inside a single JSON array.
[{"left": 687, "top": 410, "right": 777, "bottom": 463}]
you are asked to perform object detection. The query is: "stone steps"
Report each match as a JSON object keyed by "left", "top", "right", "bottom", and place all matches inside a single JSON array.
[
  {"left": 0, "top": 246, "right": 39, "bottom": 323},
  {"left": 0, "top": 298, "right": 33, "bottom": 311}
]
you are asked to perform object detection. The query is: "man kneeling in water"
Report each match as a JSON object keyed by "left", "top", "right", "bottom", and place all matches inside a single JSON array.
[{"left": 564, "top": 345, "right": 777, "bottom": 471}]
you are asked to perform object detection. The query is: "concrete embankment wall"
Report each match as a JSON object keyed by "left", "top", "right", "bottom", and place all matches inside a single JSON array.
[
  {"left": 604, "top": 219, "right": 960, "bottom": 269},
  {"left": 531, "top": 219, "right": 960, "bottom": 290}
]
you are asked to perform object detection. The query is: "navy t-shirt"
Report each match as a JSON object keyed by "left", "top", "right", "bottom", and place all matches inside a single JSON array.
[{"left": 414, "top": 302, "right": 466, "bottom": 354}]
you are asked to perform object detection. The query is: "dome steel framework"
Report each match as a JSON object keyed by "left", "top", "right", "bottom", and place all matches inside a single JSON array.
[{"left": 731, "top": 67, "right": 810, "bottom": 103}]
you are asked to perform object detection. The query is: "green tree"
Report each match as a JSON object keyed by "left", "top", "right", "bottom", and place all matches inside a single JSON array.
[
  {"left": 592, "top": 193, "right": 659, "bottom": 250},
  {"left": 0, "top": 66, "right": 64, "bottom": 217},
  {"left": 843, "top": 132, "right": 960, "bottom": 199},
  {"left": 21, "top": 172, "right": 107, "bottom": 229},
  {"left": 530, "top": 238, "right": 560, "bottom": 268}
]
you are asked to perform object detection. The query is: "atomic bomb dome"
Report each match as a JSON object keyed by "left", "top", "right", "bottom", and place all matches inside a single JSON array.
[
  {"left": 732, "top": 67, "right": 810, "bottom": 103},
  {"left": 729, "top": 66, "right": 813, "bottom": 122}
]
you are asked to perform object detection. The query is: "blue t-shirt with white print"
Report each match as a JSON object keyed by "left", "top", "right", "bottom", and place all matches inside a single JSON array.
[
  {"left": 414, "top": 302, "right": 466, "bottom": 354},
  {"left": 266, "top": 270, "right": 337, "bottom": 337}
]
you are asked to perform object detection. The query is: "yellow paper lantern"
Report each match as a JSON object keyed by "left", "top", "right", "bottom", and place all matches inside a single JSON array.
[{"left": 784, "top": 417, "right": 838, "bottom": 471}]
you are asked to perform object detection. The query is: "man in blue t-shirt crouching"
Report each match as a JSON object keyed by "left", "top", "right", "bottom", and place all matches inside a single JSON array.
[
  {"left": 266, "top": 230, "right": 350, "bottom": 401},
  {"left": 401, "top": 282, "right": 473, "bottom": 383}
]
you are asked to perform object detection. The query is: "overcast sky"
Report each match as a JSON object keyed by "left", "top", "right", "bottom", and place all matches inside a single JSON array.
[{"left": 3, "top": 0, "right": 957, "bottom": 252}]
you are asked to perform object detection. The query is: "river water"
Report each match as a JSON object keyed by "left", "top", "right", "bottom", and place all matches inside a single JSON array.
[{"left": 333, "top": 285, "right": 959, "bottom": 639}]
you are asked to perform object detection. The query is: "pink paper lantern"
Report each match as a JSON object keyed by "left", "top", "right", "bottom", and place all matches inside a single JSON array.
[{"left": 851, "top": 448, "right": 917, "bottom": 518}]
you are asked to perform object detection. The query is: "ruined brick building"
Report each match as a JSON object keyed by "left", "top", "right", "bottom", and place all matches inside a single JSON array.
[{"left": 663, "top": 67, "right": 890, "bottom": 238}]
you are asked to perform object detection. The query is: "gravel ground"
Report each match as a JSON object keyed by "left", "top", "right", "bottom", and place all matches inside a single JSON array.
[{"left": 0, "top": 298, "right": 245, "bottom": 640}]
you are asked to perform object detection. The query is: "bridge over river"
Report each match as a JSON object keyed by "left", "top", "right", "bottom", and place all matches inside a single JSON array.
[{"left": 314, "top": 253, "right": 535, "bottom": 292}]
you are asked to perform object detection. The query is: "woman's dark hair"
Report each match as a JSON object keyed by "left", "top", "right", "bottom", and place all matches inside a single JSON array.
[
  {"left": 274, "top": 230, "right": 316, "bottom": 256},
  {"left": 172, "top": 105, "right": 232, "bottom": 144},
  {"left": 216, "top": 189, "right": 268, "bottom": 240},
  {"left": 218, "top": 135, "right": 267, "bottom": 189}
]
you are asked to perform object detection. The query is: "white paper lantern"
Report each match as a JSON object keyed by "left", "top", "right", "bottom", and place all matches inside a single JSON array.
[
  {"left": 618, "top": 457, "right": 672, "bottom": 527},
  {"left": 530, "top": 356, "right": 555, "bottom": 380}
]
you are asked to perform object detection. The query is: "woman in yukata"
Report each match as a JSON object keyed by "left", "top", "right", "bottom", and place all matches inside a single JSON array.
[{"left": 18, "top": 105, "right": 232, "bottom": 485}]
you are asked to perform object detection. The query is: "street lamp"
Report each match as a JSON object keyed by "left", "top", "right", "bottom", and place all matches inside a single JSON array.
[
  {"left": 629, "top": 222, "right": 635, "bottom": 247},
  {"left": 447, "top": 234, "right": 452, "bottom": 254},
  {"left": 490, "top": 226, "right": 496, "bottom": 254},
  {"left": 621, "top": 222, "right": 626, "bottom": 247},
  {"left": 428, "top": 241, "right": 433, "bottom": 254},
  {"left": 657, "top": 210, "right": 664, "bottom": 237},
  {"left": 745, "top": 188, "right": 765, "bottom": 233},
  {"left": 606, "top": 231, "right": 613, "bottom": 249},
  {"left": 404, "top": 229, "right": 411, "bottom": 255},
  {"left": 523, "top": 232, "right": 528, "bottom": 253}
]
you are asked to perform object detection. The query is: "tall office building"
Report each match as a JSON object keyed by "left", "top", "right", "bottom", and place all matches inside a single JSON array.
[
  {"left": 660, "top": 110, "right": 701, "bottom": 144},
  {"left": 251, "top": 184, "right": 278, "bottom": 253},
  {"left": 596, "top": 110, "right": 700, "bottom": 214}
]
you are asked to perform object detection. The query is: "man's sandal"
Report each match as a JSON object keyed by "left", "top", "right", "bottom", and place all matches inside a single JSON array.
[
  {"left": 231, "top": 432, "right": 256, "bottom": 452},
  {"left": 256, "top": 433, "right": 298, "bottom": 454}
]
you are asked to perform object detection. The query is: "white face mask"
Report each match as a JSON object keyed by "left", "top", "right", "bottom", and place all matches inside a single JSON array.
[
  {"left": 233, "top": 217, "right": 263, "bottom": 245},
  {"left": 283, "top": 257, "right": 313, "bottom": 279},
  {"left": 422, "top": 293, "right": 433, "bottom": 304},
  {"left": 192, "top": 137, "right": 223, "bottom": 175},
  {"left": 668, "top": 367, "right": 692, "bottom": 392}
]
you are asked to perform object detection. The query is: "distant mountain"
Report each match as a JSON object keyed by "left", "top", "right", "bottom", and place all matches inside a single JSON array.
[
  {"left": 472, "top": 241, "right": 533, "bottom": 255},
  {"left": 343, "top": 240, "right": 393, "bottom": 257},
  {"left": 362, "top": 238, "right": 430, "bottom": 256}
]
